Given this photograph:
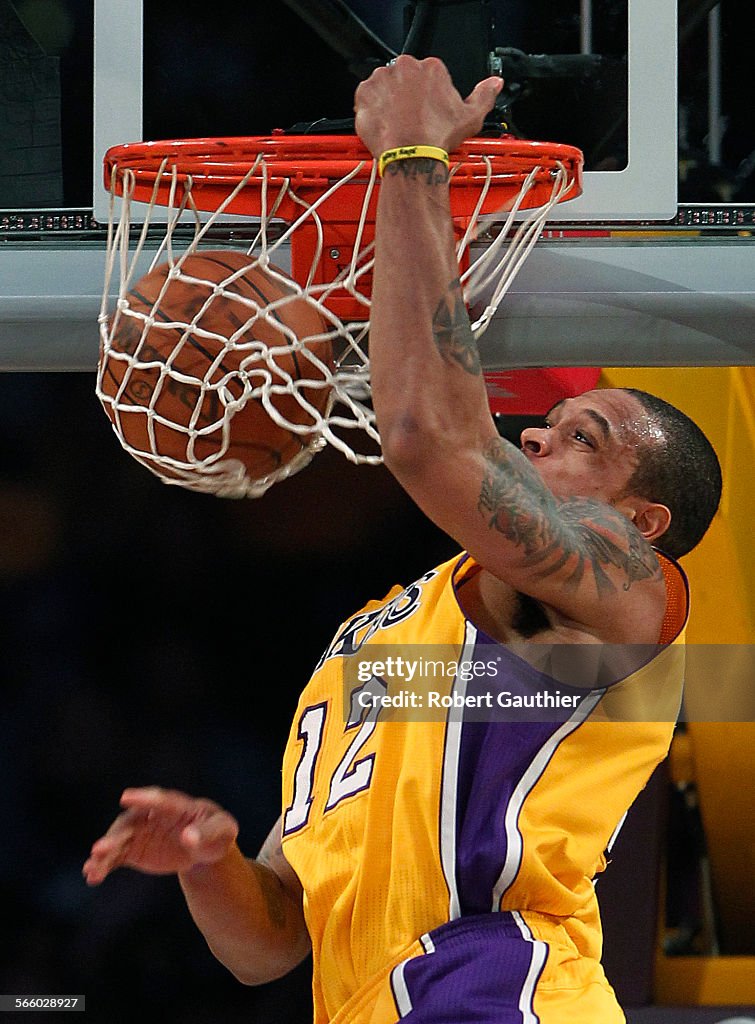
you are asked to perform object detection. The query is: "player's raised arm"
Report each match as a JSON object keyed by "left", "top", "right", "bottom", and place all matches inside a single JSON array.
[
  {"left": 83, "top": 788, "right": 309, "bottom": 984},
  {"left": 354, "top": 57, "right": 668, "bottom": 638}
]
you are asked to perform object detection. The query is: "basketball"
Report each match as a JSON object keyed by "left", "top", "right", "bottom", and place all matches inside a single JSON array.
[{"left": 97, "top": 251, "right": 334, "bottom": 496}]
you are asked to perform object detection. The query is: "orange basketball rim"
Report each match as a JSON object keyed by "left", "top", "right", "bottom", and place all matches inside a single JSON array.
[{"left": 103, "top": 133, "right": 583, "bottom": 322}]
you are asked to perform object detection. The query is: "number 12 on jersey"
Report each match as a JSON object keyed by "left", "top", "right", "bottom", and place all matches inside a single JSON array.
[{"left": 283, "top": 677, "right": 387, "bottom": 834}]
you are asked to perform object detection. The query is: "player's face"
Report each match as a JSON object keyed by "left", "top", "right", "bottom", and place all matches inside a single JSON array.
[{"left": 519, "top": 389, "right": 653, "bottom": 507}]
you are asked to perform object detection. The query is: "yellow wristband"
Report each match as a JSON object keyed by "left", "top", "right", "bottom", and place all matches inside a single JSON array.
[{"left": 378, "top": 145, "right": 450, "bottom": 177}]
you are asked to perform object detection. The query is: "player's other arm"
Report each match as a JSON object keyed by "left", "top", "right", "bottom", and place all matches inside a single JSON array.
[
  {"left": 179, "top": 814, "right": 310, "bottom": 984},
  {"left": 83, "top": 788, "right": 309, "bottom": 985}
]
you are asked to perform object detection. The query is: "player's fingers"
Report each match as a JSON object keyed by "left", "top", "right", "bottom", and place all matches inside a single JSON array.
[
  {"left": 118, "top": 787, "right": 201, "bottom": 832},
  {"left": 180, "top": 812, "right": 238, "bottom": 855},
  {"left": 120, "top": 786, "right": 238, "bottom": 853},
  {"left": 89, "top": 830, "right": 134, "bottom": 854},
  {"left": 82, "top": 854, "right": 116, "bottom": 886},
  {"left": 82, "top": 829, "right": 136, "bottom": 885},
  {"left": 119, "top": 785, "right": 188, "bottom": 810},
  {"left": 465, "top": 76, "right": 503, "bottom": 123},
  {"left": 82, "top": 795, "right": 179, "bottom": 885},
  {"left": 119, "top": 786, "right": 224, "bottom": 822}
]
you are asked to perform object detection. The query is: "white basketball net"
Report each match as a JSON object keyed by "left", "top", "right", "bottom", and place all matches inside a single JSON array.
[{"left": 97, "top": 150, "right": 574, "bottom": 497}]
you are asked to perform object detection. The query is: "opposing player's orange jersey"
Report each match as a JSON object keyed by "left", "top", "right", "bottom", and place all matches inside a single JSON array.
[{"left": 281, "top": 552, "right": 689, "bottom": 1024}]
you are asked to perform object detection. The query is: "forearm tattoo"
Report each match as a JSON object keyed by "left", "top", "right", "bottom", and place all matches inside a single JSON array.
[
  {"left": 478, "top": 438, "right": 662, "bottom": 595},
  {"left": 255, "top": 861, "right": 289, "bottom": 930},
  {"left": 432, "top": 277, "right": 482, "bottom": 375}
]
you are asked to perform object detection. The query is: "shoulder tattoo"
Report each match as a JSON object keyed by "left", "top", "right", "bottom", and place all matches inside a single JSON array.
[{"left": 478, "top": 437, "right": 662, "bottom": 595}]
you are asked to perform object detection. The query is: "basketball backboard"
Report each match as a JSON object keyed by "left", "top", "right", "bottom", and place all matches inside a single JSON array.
[{"left": 0, "top": 0, "right": 754, "bottom": 369}]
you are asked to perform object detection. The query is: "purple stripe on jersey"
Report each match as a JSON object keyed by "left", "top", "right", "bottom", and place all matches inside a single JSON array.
[
  {"left": 453, "top": 641, "right": 589, "bottom": 915},
  {"left": 397, "top": 912, "right": 546, "bottom": 1023}
]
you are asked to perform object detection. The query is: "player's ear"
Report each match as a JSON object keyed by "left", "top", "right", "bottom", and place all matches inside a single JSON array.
[{"left": 630, "top": 500, "right": 672, "bottom": 544}]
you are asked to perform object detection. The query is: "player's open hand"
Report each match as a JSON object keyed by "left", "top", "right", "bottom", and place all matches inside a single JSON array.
[
  {"left": 82, "top": 787, "right": 239, "bottom": 885},
  {"left": 354, "top": 54, "right": 503, "bottom": 159}
]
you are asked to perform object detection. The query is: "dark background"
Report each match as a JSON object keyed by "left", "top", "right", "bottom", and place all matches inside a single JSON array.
[{"left": 0, "top": 369, "right": 460, "bottom": 1022}]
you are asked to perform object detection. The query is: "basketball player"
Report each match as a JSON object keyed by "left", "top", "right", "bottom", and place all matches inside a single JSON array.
[{"left": 83, "top": 58, "right": 722, "bottom": 1023}]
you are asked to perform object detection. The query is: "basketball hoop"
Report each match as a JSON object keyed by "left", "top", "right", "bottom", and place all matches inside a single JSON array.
[{"left": 97, "top": 133, "right": 583, "bottom": 495}]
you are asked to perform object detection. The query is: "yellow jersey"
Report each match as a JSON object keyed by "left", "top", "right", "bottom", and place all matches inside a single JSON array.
[{"left": 281, "top": 551, "right": 689, "bottom": 1024}]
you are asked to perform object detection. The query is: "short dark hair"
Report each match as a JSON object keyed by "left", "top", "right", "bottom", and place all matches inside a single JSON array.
[{"left": 621, "top": 388, "right": 722, "bottom": 559}]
